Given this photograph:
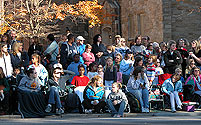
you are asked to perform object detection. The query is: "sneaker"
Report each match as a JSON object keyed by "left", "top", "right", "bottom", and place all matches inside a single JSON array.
[
  {"left": 177, "top": 105, "right": 182, "bottom": 110},
  {"left": 45, "top": 104, "right": 52, "bottom": 113},
  {"left": 56, "top": 108, "right": 64, "bottom": 115},
  {"left": 145, "top": 108, "right": 149, "bottom": 113},
  {"left": 113, "top": 114, "right": 118, "bottom": 117},
  {"left": 142, "top": 108, "right": 146, "bottom": 113},
  {"left": 116, "top": 114, "right": 123, "bottom": 118},
  {"left": 171, "top": 108, "right": 176, "bottom": 113},
  {"left": 85, "top": 109, "right": 93, "bottom": 114}
]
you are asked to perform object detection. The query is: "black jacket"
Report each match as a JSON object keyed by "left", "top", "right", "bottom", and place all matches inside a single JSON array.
[
  {"left": 164, "top": 50, "right": 183, "bottom": 74},
  {"left": 104, "top": 66, "right": 117, "bottom": 82},
  {"left": 28, "top": 44, "right": 43, "bottom": 59},
  {"left": 11, "top": 51, "right": 29, "bottom": 69}
]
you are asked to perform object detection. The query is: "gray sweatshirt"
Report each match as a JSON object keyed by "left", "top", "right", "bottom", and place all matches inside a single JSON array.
[{"left": 107, "top": 89, "right": 128, "bottom": 105}]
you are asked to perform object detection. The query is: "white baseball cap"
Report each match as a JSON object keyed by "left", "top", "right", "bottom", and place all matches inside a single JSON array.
[
  {"left": 77, "top": 36, "right": 85, "bottom": 41},
  {"left": 53, "top": 63, "right": 63, "bottom": 69}
]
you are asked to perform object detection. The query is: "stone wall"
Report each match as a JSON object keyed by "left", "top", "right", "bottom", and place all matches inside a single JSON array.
[
  {"left": 119, "top": 0, "right": 164, "bottom": 43},
  {"left": 168, "top": 0, "right": 201, "bottom": 42}
]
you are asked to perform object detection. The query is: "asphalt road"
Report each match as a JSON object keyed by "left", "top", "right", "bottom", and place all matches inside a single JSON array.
[{"left": 1, "top": 115, "right": 201, "bottom": 125}]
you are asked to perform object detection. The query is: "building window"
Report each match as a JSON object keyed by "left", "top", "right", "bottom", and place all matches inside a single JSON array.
[{"left": 137, "top": 14, "right": 141, "bottom": 35}]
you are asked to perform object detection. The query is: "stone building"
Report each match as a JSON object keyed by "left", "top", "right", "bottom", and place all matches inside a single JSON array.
[{"left": 96, "top": 0, "right": 201, "bottom": 44}]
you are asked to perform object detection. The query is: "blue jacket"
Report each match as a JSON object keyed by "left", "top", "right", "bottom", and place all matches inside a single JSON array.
[
  {"left": 10, "top": 51, "right": 29, "bottom": 69},
  {"left": 84, "top": 85, "right": 104, "bottom": 100},
  {"left": 119, "top": 59, "right": 134, "bottom": 76},
  {"left": 162, "top": 78, "right": 183, "bottom": 94},
  {"left": 67, "top": 62, "right": 87, "bottom": 82},
  {"left": 77, "top": 44, "right": 86, "bottom": 64},
  {"left": 44, "top": 41, "right": 59, "bottom": 64}
]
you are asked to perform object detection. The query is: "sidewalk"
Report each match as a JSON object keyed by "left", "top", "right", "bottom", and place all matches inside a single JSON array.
[{"left": 1, "top": 109, "right": 201, "bottom": 119}]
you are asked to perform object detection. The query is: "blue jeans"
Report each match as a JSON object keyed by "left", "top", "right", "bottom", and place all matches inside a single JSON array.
[
  {"left": 48, "top": 86, "right": 62, "bottom": 109},
  {"left": 106, "top": 99, "right": 126, "bottom": 116},
  {"left": 128, "top": 88, "right": 149, "bottom": 109}
]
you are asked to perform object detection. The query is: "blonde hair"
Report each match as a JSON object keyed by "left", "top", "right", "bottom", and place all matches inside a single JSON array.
[
  {"left": 148, "top": 54, "right": 157, "bottom": 65},
  {"left": 112, "top": 82, "right": 122, "bottom": 89},
  {"left": 0, "top": 43, "right": 8, "bottom": 58},
  {"left": 105, "top": 56, "right": 113, "bottom": 72},
  {"left": 88, "top": 75, "right": 103, "bottom": 87},
  {"left": 191, "top": 40, "right": 201, "bottom": 54},
  {"left": 32, "top": 53, "right": 41, "bottom": 64},
  {"left": 12, "top": 41, "right": 23, "bottom": 53}
]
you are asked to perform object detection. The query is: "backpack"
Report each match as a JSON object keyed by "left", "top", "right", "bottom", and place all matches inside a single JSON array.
[
  {"left": 125, "top": 92, "right": 141, "bottom": 113},
  {"left": 64, "top": 92, "right": 84, "bottom": 113}
]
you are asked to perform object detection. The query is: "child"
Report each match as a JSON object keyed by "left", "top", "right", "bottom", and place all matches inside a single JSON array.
[
  {"left": 87, "top": 62, "right": 98, "bottom": 80},
  {"left": 120, "top": 51, "right": 134, "bottom": 85},
  {"left": 82, "top": 44, "right": 95, "bottom": 66},
  {"left": 104, "top": 57, "right": 117, "bottom": 90},
  {"left": 114, "top": 64, "right": 122, "bottom": 83},
  {"left": 175, "top": 68, "right": 185, "bottom": 85},
  {"left": 71, "top": 64, "right": 90, "bottom": 102},
  {"left": 83, "top": 75, "right": 106, "bottom": 113},
  {"left": 106, "top": 45, "right": 115, "bottom": 59},
  {"left": 67, "top": 54, "right": 87, "bottom": 83},
  {"left": 28, "top": 53, "right": 48, "bottom": 86},
  {"left": 146, "top": 55, "right": 157, "bottom": 87},
  {"left": 97, "top": 64, "right": 104, "bottom": 79},
  {"left": 152, "top": 59, "right": 164, "bottom": 85},
  {"left": 107, "top": 82, "right": 128, "bottom": 117},
  {"left": 0, "top": 67, "right": 10, "bottom": 114},
  {"left": 162, "top": 74, "right": 182, "bottom": 113}
]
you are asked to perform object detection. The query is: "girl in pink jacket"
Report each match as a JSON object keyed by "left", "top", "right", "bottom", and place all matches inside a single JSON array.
[{"left": 82, "top": 44, "right": 95, "bottom": 66}]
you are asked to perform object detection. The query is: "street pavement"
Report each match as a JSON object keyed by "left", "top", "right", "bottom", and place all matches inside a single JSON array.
[{"left": 1, "top": 110, "right": 201, "bottom": 125}]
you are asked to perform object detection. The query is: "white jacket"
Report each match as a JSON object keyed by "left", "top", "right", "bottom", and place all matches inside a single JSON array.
[{"left": 0, "top": 53, "right": 13, "bottom": 77}]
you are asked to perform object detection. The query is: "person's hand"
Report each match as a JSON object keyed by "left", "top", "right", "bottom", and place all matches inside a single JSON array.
[
  {"left": 0, "top": 90, "right": 3, "bottom": 93},
  {"left": 113, "top": 100, "right": 118, "bottom": 105},
  {"left": 93, "top": 101, "right": 98, "bottom": 105},
  {"left": 189, "top": 52, "right": 196, "bottom": 58}
]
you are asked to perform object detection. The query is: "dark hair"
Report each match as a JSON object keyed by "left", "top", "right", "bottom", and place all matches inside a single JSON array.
[
  {"left": 93, "top": 34, "right": 101, "bottom": 44},
  {"left": 114, "top": 64, "right": 120, "bottom": 72},
  {"left": 47, "top": 34, "right": 55, "bottom": 41},
  {"left": 67, "top": 34, "right": 74, "bottom": 41},
  {"left": 171, "top": 73, "right": 181, "bottom": 82},
  {"left": 142, "top": 36, "right": 150, "bottom": 41},
  {"left": 26, "top": 68, "right": 35, "bottom": 77},
  {"left": 168, "top": 40, "right": 176, "bottom": 49},
  {"left": 132, "top": 66, "right": 144, "bottom": 77},
  {"left": 134, "top": 56, "right": 143, "bottom": 67},
  {"left": 88, "top": 62, "right": 97, "bottom": 71},
  {"left": 73, "top": 53, "right": 80, "bottom": 58},
  {"left": 134, "top": 35, "right": 142, "bottom": 43},
  {"left": 0, "top": 67, "right": 5, "bottom": 79},
  {"left": 191, "top": 66, "right": 200, "bottom": 75},
  {"left": 78, "top": 64, "right": 85, "bottom": 70}
]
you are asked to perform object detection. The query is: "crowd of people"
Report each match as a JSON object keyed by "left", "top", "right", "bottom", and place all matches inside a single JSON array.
[{"left": 1, "top": 29, "right": 201, "bottom": 117}]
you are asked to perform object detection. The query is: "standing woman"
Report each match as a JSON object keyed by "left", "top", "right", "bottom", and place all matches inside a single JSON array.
[
  {"left": 28, "top": 53, "right": 48, "bottom": 86},
  {"left": 10, "top": 41, "right": 29, "bottom": 69},
  {"left": 91, "top": 34, "right": 107, "bottom": 60},
  {"left": 189, "top": 40, "right": 201, "bottom": 70},
  {"left": 0, "top": 43, "right": 13, "bottom": 78}
]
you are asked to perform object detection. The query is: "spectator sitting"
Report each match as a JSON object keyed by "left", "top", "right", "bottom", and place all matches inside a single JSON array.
[
  {"left": 175, "top": 68, "right": 185, "bottom": 85},
  {"left": 0, "top": 67, "right": 10, "bottom": 114},
  {"left": 127, "top": 66, "right": 149, "bottom": 113},
  {"left": 45, "top": 66, "right": 65, "bottom": 115},
  {"left": 114, "top": 64, "right": 122, "bottom": 83},
  {"left": 106, "top": 45, "right": 115, "bottom": 59},
  {"left": 87, "top": 62, "right": 98, "bottom": 80},
  {"left": 83, "top": 75, "right": 106, "bottom": 113},
  {"left": 28, "top": 53, "right": 48, "bottom": 86},
  {"left": 106, "top": 82, "right": 128, "bottom": 117},
  {"left": 76, "top": 36, "right": 86, "bottom": 64},
  {"left": 97, "top": 64, "right": 104, "bottom": 79},
  {"left": 71, "top": 64, "right": 90, "bottom": 102},
  {"left": 162, "top": 74, "right": 182, "bottom": 113},
  {"left": 185, "top": 59, "right": 196, "bottom": 79},
  {"left": 67, "top": 54, "right": 87, "bottom": 83},
  {"left": 94, "top": 50, "right": 106, "bottom": 67}
]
